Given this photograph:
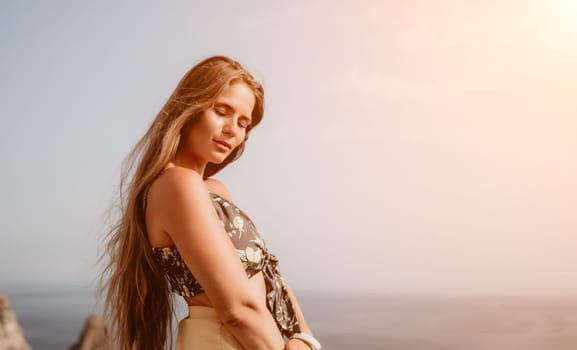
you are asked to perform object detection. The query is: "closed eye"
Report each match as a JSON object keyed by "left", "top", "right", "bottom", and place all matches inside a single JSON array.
[
  {"left": 214, "top": 102, "right": 252, "bottom": 128},
  {"left": 239, "top": 119, "right": 251, "bottom": 128},
  {"left": 215, "top": 107, "right": 228, "bottom": 116}
]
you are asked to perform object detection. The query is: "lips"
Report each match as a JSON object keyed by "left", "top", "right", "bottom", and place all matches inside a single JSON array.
[{"left": 214, "top": 139, "right": 232, "bottom": 150}]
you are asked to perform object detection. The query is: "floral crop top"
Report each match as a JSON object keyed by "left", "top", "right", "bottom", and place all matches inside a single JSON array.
[{"left": 152, "top": 190, "right": 300, "bottom": 337}]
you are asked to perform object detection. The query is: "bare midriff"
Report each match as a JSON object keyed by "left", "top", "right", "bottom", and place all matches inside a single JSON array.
[{"left": 183, "top": 271, "right": 268, "bottom": 307}]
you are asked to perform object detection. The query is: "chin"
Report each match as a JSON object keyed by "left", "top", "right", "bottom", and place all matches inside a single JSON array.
[{"left": 210, "top": 155, "right": 229, "bottom": 164}]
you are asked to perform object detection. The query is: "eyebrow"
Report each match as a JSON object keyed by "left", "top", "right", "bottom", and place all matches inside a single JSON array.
[{"left": 215, "top": 102, "right": 252, "bottom": 123}]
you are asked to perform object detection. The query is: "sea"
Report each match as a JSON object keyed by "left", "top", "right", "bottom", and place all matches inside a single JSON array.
[{"left": 3, "top": 287, "right": 577, "bottom": 350}]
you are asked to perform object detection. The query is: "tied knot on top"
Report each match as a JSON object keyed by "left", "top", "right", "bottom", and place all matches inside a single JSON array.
[{"left": 261, "top": 251, "right": 301, "bottom": 337}]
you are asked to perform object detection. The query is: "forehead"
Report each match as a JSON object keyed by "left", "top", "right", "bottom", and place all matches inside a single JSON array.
[{"left": 215, "top": 81, "right": 255, "bottom": 119}]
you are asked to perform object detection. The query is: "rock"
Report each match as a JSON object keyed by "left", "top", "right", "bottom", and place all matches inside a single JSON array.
[
  {"left": 69, "top": 315, "right": 110, "bottom": 350},
  {"left": 0, "top": 289, "right": 31, "bottom": 350}
]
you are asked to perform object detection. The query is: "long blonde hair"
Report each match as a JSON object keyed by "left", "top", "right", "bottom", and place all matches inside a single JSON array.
[{"left": 99, "top": 56, "right": 264, "bottom": 349}]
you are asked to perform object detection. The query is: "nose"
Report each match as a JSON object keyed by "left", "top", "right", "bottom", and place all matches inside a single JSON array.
[{"left": 222, "top": 118, "right": 239, "bottom": 136}]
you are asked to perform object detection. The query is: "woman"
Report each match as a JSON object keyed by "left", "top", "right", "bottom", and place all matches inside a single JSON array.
[{"left": 100, "top": 56, "right": 321, "bottom": 350}]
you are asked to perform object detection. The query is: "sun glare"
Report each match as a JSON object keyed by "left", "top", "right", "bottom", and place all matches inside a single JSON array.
[
  {"left": 540, "top": 0, "right": 577, "bottom": 50},
  {"left": 553, "top": 0, "right": 577, "bottom": 30}
]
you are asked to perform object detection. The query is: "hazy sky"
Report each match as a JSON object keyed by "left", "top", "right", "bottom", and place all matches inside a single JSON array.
[{"left": 1, "top": 0, "right": 576, "bottom": 296}]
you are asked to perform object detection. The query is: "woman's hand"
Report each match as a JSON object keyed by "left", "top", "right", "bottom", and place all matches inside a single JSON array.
[{"left": 285, "top": 338, "right": 313, "bottom": 350}]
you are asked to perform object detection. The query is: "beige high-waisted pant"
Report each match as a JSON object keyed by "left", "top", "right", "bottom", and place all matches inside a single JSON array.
[{"left": 176, "top": 306, "right": 243, "bottom": 350}]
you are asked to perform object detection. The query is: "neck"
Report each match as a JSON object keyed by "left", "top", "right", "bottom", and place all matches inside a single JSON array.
[{"left": 169, "top": 152, "right": 207, "bottom": 177}]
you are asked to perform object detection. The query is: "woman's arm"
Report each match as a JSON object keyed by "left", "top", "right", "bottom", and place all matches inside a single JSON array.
[
  {"left": 285, "top": 285, "right": 312, "bottom": 334},
  {"left": 284, "top": 284, "right": 321, "bottom": 349},
  {"left": 158, "top": 168, "right": 285, "bottom": 349}
]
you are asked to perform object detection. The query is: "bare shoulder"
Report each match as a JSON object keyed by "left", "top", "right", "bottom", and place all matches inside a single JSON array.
[
  {"left": 149, "top": 167, "right": 206, "bottom": 201},
  {"left": 146, "top": 167, "right": 207, "bottom": 247},
  {"left": 204, "top": 177, "right": 235, "bottom": 203}
]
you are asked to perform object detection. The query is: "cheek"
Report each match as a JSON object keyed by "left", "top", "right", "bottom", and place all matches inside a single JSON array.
[
  {"left": 182, "top": 127, "right": 205, "bottom": 151},
  {"left": 236, "top": 132, "right": 247, "bottom": 147},
  {"left": 188, "top": 119, "right": 214, "bottom": 140}
]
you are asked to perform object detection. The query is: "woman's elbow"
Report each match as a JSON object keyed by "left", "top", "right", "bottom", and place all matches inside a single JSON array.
[{"left": 220, "top": 298, "right": 266, "bottom": 328}]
